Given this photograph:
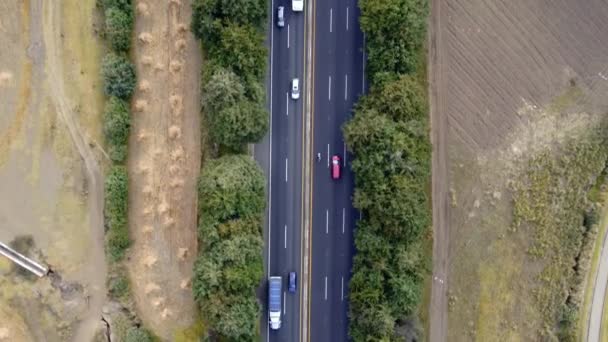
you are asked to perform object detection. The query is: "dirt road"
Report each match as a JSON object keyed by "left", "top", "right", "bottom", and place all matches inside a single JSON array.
[
  {"left": 127, "top": 0, "right": 202, "bottom": 339},
  {"left": 0, "top": 0, "right": 107, "bottom": 341},
  {"left": 428, "top": 0, "right": 449, "bottom": 341},
  {"left": 43, "top": 2, "right": 107, "bottom": 340}
]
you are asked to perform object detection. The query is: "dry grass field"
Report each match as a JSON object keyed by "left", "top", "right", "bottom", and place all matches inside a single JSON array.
[
  {"left": 429, "top": 0, "right": 608, "bottom": 340},
  {"left": 127, "top": 0, "right": 202, "bottom": 339}
]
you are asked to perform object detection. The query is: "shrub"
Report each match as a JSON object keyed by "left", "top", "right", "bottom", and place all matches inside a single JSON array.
[
  {"left": 194, "top": 155, "right": 265, "bottom": 340},
  {"left": 103, "top": 96, "right": 130, "bottom": 162},
  {"left": 344, "top": 73, "right": 430, "bottom": 339},
  {"left": 210, "top": 23, "right": 267, "bottom": 80},
  {"left": 98, "top": 0, "right": 132, "bottom": 12},
  {"left": 105, "top": 7, "right": 134, "bottom": 52},
  {"left": 360, "top": 0, "right": 429, "bottom": 77},
  {"left": 125, "top": 327, "right": 153, "bottom": 342},
  {"left": 198, "top": 154, "right": 265, "bottom": 226},
  {"left": 104, "top": 166, "right": 130, "bottom": 261},
  {"left": 202, "top": 68, "right": 268, "bottom": 150},
  {"left": 109, "top": 273, "right": 130, "bottom": 300},
  {"left": 191, "top": 0, "right": 267, "bottom": 46},
  {"left": 102, "top": 53, "right": 136, "bottom": 99}
]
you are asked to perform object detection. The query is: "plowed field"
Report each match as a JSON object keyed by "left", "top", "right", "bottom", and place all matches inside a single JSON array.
[{"left": 429, "top": 1, "right": 608, "bottom": 340}]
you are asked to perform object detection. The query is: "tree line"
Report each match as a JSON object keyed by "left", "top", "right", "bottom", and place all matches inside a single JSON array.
[
  {"left": 98, "top": 0, "right": 154, "bottom": 340},
  {"left": 190, "top": 0, "right": 269, "bottom": 340},
  {"left": 344, "top": 0, "right": 430, "bottom": 340}
]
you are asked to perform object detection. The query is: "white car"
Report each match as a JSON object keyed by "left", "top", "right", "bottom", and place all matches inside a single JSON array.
[
  {"left": 292, "top": 0, "right": 303, "bottom": 12},
  {"left": 291, "top": 78, "right": 300, "bottom": 100}
]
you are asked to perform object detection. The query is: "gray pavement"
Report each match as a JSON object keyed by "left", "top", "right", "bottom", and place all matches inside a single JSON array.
[
  {"left": 308, "top": 0, "right": 364, "bottom": 341},
  {"left": 257, "top": 0, "right": 364, "bottom": 341}
]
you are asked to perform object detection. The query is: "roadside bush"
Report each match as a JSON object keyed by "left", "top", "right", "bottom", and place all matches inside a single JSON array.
[
  {"left": 344, "top": 73, "right": 430, "bottom": 339},
  {"left": 102, "top": 53, "right": 136, "bottom": 99},
  {"left": 103, "top": 96, "right": 130, "bottom": 162},
  {"left": 210, "top": 23, "right": 267, "bottom": 80},
  {"left": 104, "top": 166, "right": 130, "bottom": 262},
  {"left": 194, "top": 155, "right": 265, "bottom": 341},
  {"left": 202, "top": 67, "right": 268, "bottom": 150},
  {"left": 105, "top": 7, "right": 134, "bottom": 52},
  {"left": 191, "top": 0, "right": 267, "bottom": 47},
  {"left": 198, "top": 154, "right": 265, "bottom": 226},
  {"left": 359, "top": 0, "right": 429, "bottom": 77}
]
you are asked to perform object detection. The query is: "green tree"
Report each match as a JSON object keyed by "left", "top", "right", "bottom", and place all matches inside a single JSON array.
[
  {"left": 105, "top": 7, "right": 133, "bottom": 52},
  {"left": 198, "top": 154, "right": 265, "bottom": 226},
  {"left": 103, "top": 96, "right": 130, "bottom": 162},
  {"left": 125, "top": 327, "right": 153, "bottom": 342},
  {"left": 98, "top": 0, "right": 132, "bottom": 12},
  {"left": 360, "top": 0, "right": 429, "bottom": 76},
  {"left": 210, "top": 23, "right": 267, "bottom": 80},
  {"left": 104, "top": 166, "right": 130, "bottom": 261},
  {"left": 202, "top": 68, "right": 268, "bottom": 150},
  {"left": 191, "top": 0, "right": 267, "bottom": 47},
  {"left": 102, "top": 53, "right": 136, "bottom": 99}
]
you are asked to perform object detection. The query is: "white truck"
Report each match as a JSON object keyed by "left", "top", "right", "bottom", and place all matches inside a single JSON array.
[{"left": 269, "top": 276, "right": 282, "bottom": 330}]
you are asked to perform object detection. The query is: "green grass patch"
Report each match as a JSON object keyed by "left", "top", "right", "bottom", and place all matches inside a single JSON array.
[{"left": 512, "top": 129, "right": 608, "bottom": 340}]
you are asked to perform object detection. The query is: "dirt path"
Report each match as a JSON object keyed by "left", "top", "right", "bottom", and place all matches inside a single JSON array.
[
  {"left": 127, "top": 0, "right": 201, "bottom": 339},
  {"left": 428, "top": 0, "right": 449, "bottom": 340},
  {"left": 42, "top": 1, "right": 107, "bottom": 340}
]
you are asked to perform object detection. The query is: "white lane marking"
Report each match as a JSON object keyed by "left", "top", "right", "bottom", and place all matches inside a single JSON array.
[
  {"left": 327, "top": 144, "right": 330, "bottom": 167},
  {"left": 330, "top": 8, "right": 333, "bottom": 33},
  {"left": 343, "top": 142, "right": 346, "bottom": 167},
  {"left": 328, "top": 75, "right": 332, "bottom": 101},
  {"left": 284, "top": 225, "right": 287, "bottom": 249},
  {"left": 326, "top": 210, "right": 329, "bottom": 234},
  {"left": 285, "top": 158, "right": 288, "bottom": 182},
  {"left": 341, "top": 276, "right": 344, "bottom": 301},
  {"left": 267, "top": 1, "right": 274, "bottom": 340},
  {"left": 345, "top": 74, "right": 348, "bottom": 100},
  {"left": 346, "top": 7, "right": 349, "bottom": 31},
  {"left": 283, "top": 291, "right": 286, "bottom": 315},
  {"left": 342, "top": 208, "right": 345, "bottom": 234},
  {"left": 324, "top": 276, "right": 328, "bottom": 300},
  {"left": 287, "top": 24, "right": 290, "bottom": 49},
  {"left": 286, "top": 92, "right": 289, "bottom": 116}
]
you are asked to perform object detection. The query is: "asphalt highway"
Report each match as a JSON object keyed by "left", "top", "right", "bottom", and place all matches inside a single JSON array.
[
  {"left": 257, "top": 0, "right": 364, "bottom": 341},
  {"left": 257, "top": 1, "right": 305, "bottom": 341},
  {"left": 308, "top": 0, "right": 364, "bottom": 341}
]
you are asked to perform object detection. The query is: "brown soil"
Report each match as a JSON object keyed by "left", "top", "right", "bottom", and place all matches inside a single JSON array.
[
  {"left": 127, "top": 0, "right": 202, "bottom": 339},
  {"left": 0, "top": 0, "right": 106, "bottom": 341},
  {"left": 429, "top": 1, "right": 608, "bottom": 341}
]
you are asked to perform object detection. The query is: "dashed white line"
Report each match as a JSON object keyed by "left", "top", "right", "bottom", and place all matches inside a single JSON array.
[
  {"left": 287, "top": 24, "right": 290, "bottom": 49},
  {"left": 283, "top": 291, "right": 286, "bottom": 315},
  {"left": 346, "top": 7, "right": 349, "bottom": 31},
  {"left": 342, "top": 208, "right": 345, "bottom": 234},
  {"left": 326, "top": 210, "right": 329, "bottom": 234},
  {"left": 328, "top": 75, "right": 332, "bottom": 100},
  {"left": 341, "top": 276, "right": 344, "bottom": 301},
  {"left": 345, "top": 74, "right": 348, "bottom": 100},
  {"left": 284, "top": 225, "right": 287, "bottom": 249},
  {"left": 343, "top": 143, "right": 346, "bottom": 167},
  {"left": 330, "top": 8, "right": 333, "bottom": 33},
  {"left": 285, "top": 158, "right": 288, "bottom": 183},
  {"left": 286, "top": 92, "right": 289, "bottom": 116},
  {"left": 327, "top": 143, "right": 330, "bottom": 167},
  {"left": 324, "top": 276, "right": 328, "bottom": 300}
]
